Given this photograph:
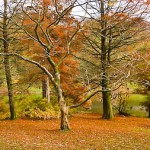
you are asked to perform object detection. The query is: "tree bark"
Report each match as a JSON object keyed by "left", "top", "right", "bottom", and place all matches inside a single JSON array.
[
  {"left": 42, "top": 77, "right": 50, "bottom": 102},
  {"left": 55, "top": 70, "right": 70, "bottom": 130},
  {"left": 42, "top": 79, "right": 47, "bottom": 98},
  {"left": 102, "top": 90, "right": 113, "bottom": 119},
  {"left": 58, "top": 91, "right": 70, "bottom": 130},
  {"left": 42, "top": 77, "right": 50, "bottom": 103},
  {"left": 46, "top": 77, "right": 50, "bottom": 103},
  {"left": 59, "top": 98, "right": 70, "bottom": 130},
  {"left": 3, "top": 0, "right": 15, "bottom": 120},
  {"left": 101, "top": 72, "right": 113, "bottom": 119},
  {"left": 100, "top": 0, "right": 113, "bottom": 119}
]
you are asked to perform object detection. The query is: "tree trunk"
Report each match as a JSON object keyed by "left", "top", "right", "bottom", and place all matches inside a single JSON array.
[
  {"left": 148, "top": 103, "right": 150, "bottom": 118},
  {"left": 42, "top": 79, "right": 47, "bottom": 98},
  {"left": 46, "top": 77, "right": 50, "bottom": 103},
  {"left": 100, "top": 0, "right": 113, "bottom": 119},
  {"left": 42, "top": 77, "right": 50, "bottom": 102},
  {"left": 55, "top": 70, "right": 70, "bottom": 130},
  {"left": 3, "top": 0, "right": 15, "bottom": 120},
  {"left": 102, "top": 90, "right": 113, "bottom": 119},
  {"left": 101, "top": 72, "right": 113, "bottom": 119},
  {"left": 59, "top": 98, "right": 70, "bottom": 130}
]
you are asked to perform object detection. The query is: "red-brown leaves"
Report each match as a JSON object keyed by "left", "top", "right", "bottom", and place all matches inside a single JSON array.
[{"left": 0, "top": 114, "right": 150, "bottom": 149}]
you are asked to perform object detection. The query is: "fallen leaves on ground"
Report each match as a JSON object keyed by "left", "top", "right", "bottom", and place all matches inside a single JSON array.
[{"left": 0, "top": 113, "right": 150, "bottom": 150}]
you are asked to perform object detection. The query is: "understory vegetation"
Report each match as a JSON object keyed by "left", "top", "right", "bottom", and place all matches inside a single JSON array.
[{"left": 0, "top": 88, "right": 149, "bottom": 120}]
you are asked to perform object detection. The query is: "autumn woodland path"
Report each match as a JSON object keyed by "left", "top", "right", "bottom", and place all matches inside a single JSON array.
[{"left": 0, "top": 113, "right": 150, "bottom": 150}]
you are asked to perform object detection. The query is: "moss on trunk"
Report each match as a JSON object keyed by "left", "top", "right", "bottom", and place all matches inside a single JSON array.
[{"left": 102, "top": 91, "right": 113, "bottom": 119}]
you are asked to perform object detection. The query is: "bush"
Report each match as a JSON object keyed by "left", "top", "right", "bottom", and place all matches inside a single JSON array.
[
  {"left": 16, "top": 95, "right": 60, "bottom": 119},
  {"left": 0, "top": 98, "right": 10, "bottom": 120},
  {"left": 113, "top": 92, "right": 130, "bottom": 116},
  {"left": 23, "top": 107, "right": 59, "bottom": 120},
  {"left": 134, "top": 87, "right": 148, "bottom": 94}
]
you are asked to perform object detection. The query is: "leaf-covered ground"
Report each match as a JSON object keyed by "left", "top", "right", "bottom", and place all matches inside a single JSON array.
[{"left": 0, "top": 113, "right": 150, "bottom": 150}]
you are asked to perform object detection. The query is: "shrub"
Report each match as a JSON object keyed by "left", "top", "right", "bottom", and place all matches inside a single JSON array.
[
  {"left": 16, "top": 95, "right": 60, "bottom": 119},
  {"left": 0, "top": 100, "right": 10, "bottom": 120},
  {"left": 23, "top": 107, "right": 59, "bottom": 120},
  {"left": 134, "top": 87, "right": 148, "bottom": 94},
  {"left": 113, "top": 92, "right": 130, "bottom": 116}
]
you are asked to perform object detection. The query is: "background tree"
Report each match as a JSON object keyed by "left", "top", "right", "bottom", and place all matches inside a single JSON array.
[
  {"left": 76, "top": 0, "right": 150, "bottom": 119},
  {"left": 0, "top": 0, "right": 17, "bottom": 120}
]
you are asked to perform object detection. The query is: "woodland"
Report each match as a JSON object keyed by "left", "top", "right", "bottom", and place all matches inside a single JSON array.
[{"left": 0, "top": 0, "right": 150, "bottom": 149}]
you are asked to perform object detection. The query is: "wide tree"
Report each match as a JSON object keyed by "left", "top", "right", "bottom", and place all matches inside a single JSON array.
[
  {"left": 76, "top": 0, "right": 150, "bottom": 119},
  {"left": 0, "top": 0, "right": 90, "bottom": 130}
]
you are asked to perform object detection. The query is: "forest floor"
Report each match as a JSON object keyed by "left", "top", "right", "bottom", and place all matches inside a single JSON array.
[{"left": 0, "top": 113, "right": 150, "bottom": 150}]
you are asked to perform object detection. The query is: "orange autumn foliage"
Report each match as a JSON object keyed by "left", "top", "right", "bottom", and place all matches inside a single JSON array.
[{"left": 20, "top": 1, "right": 86, "bottom": 100}]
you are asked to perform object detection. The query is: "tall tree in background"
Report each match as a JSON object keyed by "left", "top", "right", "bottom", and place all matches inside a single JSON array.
[
  {"left": 1, "top": 0, "right": 15, "bottom": 120},
  {"left": 77, "top": 0, "right": 150, "bottom": 119}
]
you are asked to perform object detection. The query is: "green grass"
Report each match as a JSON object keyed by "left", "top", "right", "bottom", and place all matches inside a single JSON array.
[
  {"left": 126, "top": 94, "right": 148, "bottom": 117},
  {"left": 28, "top": 87, "right": 42, "bottom": 93},
  {"left": 127, "top": 94, "right": 148, "bottom": 106}
]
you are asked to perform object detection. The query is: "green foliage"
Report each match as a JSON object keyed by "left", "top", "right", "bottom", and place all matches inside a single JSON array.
[
  {"left": 134, "top": 87, "right": 148, "bottom": 94},
  {"left": 0, "top": 95, "right": 60, "bottom": 120},
  {"left": 140, "top": 92, "right": 150, "bottom": 117},
  {"left": 16, "top": 95, "right": 60, "bottom": 119},
  {"left": 0, "top": 96, "right": 10, "bottom": 119},
  {"left": 22, "top": 107, "right": 59, "bottom": 120},
  {"left": 0, "top": 101, "right": 10, "bottom": 120},
  {"left": 127, "top": 94, "right": 148, "bottom": 106},
  {"left": 127, "top": 94, "right": 148, "bottom": 117}
]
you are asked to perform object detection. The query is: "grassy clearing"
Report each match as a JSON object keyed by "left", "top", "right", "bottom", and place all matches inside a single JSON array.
[
  {"left": 127, "top": 94, "right": 148, "bottom": 106},
  {"left": 0, "top": 113, "right": 150, "bottom": 150},
  {"left": 127, "top": 94, "right": 148, "bottom": 117}
]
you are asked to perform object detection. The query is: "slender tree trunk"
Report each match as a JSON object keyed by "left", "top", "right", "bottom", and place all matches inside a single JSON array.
[
  {"left": 46, "top": 77, "right": 50, "bottom": 103},
  {"left": 147, "top": 88, "right": 150, "bottom": 118},
  {"left": 42, "top": 77, "right": 50, "bottom": 102},
  {"left": 3, "top": 0, "right": 15, "bottom": 120},
  {"left": 55, "top": 70, "right": 70, "bottom": 130},
  {"left": 100, "top": 0, "right": 113, "bottom": 119},
  {"left": 42, "top": 79, "right": 47, "bottom": 98}
]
